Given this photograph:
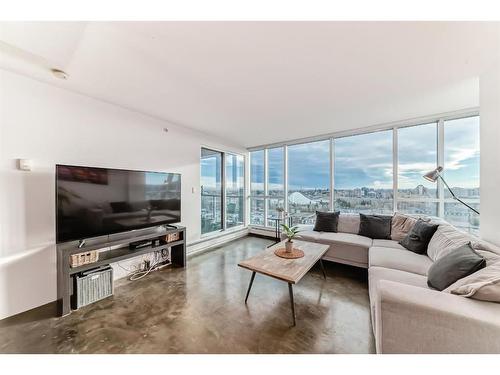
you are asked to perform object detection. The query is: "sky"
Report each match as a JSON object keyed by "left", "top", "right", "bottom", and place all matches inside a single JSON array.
[
  {"left": 250, "top": 116, "right": 480, "bottom": 191},
  {"left": 201, "top": 151, "right": 244, "bottom": 190}
]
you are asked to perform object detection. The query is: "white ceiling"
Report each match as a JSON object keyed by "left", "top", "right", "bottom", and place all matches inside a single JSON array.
[{"left": 1, "top": 22, "right": 498, "bottom": 148}]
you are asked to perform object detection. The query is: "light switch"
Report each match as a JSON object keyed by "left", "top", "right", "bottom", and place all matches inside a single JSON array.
[
  {"left": 192, "top": 187, "right": 197, "bottom": 194},
  {"left": 18, "top": 159, "right": 33, "bottom": 171}
]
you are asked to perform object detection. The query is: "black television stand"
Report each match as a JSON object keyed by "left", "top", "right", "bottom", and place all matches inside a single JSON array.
[{"left": 56, "top": 225, "right": 186, "bottom": 317}]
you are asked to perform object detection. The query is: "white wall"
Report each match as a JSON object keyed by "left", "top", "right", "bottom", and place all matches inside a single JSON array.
[
  {"left": 480, "top": 39, "right": 500, "bottom": 246},
  {"left": 0, "top": 69, "right": 246, "bottom": 319}
]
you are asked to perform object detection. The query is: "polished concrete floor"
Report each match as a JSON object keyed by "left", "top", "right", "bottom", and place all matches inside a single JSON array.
[{"left": 0, "top": 236, "right": 375, "bottom": 353}]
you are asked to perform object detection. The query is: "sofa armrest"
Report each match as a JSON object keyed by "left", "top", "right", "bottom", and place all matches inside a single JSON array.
[{"left": 375, "top": 279, "right": 500, "bottom": 353}]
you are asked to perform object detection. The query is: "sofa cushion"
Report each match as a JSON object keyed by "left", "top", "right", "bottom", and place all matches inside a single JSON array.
[
  {"left": 427, "top": 243, "right": 486, "bottom": 291},
  {"left": 313, "top": 211, "right": 339, "bottom": 232},
  {"left": 391, "top": 212, "right": 418, "bottom": 242},
  {"left": 295, "top": 229, "right": 321, "bottom": 242},
  {"left": 399, "top": 219, "right": 439, "bottom": 254},
  {"left": 470, "top": 239, "right": 500, "bottom": 266},
  {"left": 445, "top": 262, "right": 500, "bottom": 302},
  {"left": 359, "top": 214, "right": 392, "bottom": 240},
  {"left": 317, "top": 232, "right": 372, "bottom": 248},
  {"left": 427, "top": 224, "right": 471, "bottom": 261},
  {"left": 369, "top": 266, "right": 429, "bottom": 293},
  {"left": 369, "top": 246, "right": 433, "bottom": 276},
  {"left": 337, "top": 213, "right": 360, "bottom": 234},
  {"left": 318, "top": 232, "right": 372, "bottom": 267},
  {"left": 471, "top": 239, "right": 500, "bottom": 256},
  {"left": 372, "top": 239, "right": 405, "bottom": 250},
  {"left": 474, "top": 248, "right": 500, "bottom": 266}
]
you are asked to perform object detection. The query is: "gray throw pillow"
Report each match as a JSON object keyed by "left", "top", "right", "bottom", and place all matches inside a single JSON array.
[
  {"left": 313, "top": 211, "right": 339, "bottom": 232},
  {"left": 399, "top": 219, "right": 438, "bottom": 254},
  {"left": 358, "top": 214, "right": 392, "bottom": 239},
  {"left": 427, "top": 243, "right": 486, "bottom": 291}
]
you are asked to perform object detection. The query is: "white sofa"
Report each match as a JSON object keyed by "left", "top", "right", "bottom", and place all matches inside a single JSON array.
[{"left": 288, "top": 214, "right": 500, "bottom": 353}]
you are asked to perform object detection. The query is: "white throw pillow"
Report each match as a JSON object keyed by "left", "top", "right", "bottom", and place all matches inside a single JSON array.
[
  {"left": 426, "top": 224, "right": 471, "bottom": 261},
  {"left": 445, "top": 262, "right": 500, "bottom": 302},
  {"left": 470, "top": 238, "right": 500, "bottom": 257}
]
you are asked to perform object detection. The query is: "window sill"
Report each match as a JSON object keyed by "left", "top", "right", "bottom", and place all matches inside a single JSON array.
[{"left": 199, "top": 225, "right": 247, "bottom": 241}]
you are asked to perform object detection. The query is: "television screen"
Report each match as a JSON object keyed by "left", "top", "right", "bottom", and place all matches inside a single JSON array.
[{"left": 56, "top": 165, "right": 181, "bottom": 243}]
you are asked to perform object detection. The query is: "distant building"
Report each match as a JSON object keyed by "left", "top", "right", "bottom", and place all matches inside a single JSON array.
[{"left": 288, "top": 191, "right": 316, "bottom": 205}]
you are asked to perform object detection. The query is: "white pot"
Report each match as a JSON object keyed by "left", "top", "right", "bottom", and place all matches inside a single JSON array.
[{"left": 285, "top": 241, "right": 293, "bottom": 253}]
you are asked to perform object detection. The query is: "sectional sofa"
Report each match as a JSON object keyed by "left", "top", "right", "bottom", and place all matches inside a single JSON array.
[{"left": 288, "top": 213, "right": 500, "bottom": 353}]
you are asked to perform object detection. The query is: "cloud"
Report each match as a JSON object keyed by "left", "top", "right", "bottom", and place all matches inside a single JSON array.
[
  {"left": 249, "top": 117, "right": 480, "bottom": 191},
  {"left": 445, "top": 148, "right": 479, "bottom": 170}
]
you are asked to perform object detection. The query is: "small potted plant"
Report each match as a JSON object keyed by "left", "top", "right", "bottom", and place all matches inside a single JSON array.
[{"left": 281, "top": 224, "right": 300, "bottom": 253}]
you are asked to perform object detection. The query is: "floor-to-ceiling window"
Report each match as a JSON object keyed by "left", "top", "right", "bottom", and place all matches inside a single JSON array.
[
  {"left": 248, "top": 112, "right": 480, "bottom": 234},
  {"left": 397, "top": 122, "right": 439, "bottom": 217},
  {"left": 201, "top": 148, "right": 245, "bottom": 235},
  {"left": 334, "top": 130, "right": 393, "bottom": 214},
  {"left": 443, "top": 116, "right": 480, "bottom": 234},
  {"left": 266, "top": 147, "right": 285, "bottom": 226},
  {"left": 250, "top": 147, "right": 286, "bottom": 226},
  {"left": 201, "top": 148, "right": 223, "bottom": 234},
  {"left": 226, "top": 153, "right": 245, "bottom": 228},
  {"left": 288, "top": 140, "right": 331, "bottom": 224},
  {"left": 249, "top": 150, "right": 265, "bottom": 225}
]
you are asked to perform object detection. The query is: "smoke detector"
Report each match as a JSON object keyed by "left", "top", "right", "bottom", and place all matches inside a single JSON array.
[{"left": 51, "top": 68, "right": 68, "bottom": 80}]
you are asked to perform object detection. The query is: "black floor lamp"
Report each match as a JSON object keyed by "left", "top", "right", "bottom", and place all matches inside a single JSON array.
[{"left": 423, "top": 166, "right": 480, "bottom": 215}]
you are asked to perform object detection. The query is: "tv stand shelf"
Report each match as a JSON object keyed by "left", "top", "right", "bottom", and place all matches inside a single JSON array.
[{"left": 57, "top": 225, "right": 186, "bottom": 316}]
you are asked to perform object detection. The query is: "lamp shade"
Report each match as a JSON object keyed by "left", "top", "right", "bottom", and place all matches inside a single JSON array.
[{"left": 423, "top": 166, "right": 443, "bottom": 182}]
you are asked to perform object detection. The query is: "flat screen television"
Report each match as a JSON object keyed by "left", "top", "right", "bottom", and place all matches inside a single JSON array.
[{"left": 56, "top": 164, "right": 181, "bottom": 243}]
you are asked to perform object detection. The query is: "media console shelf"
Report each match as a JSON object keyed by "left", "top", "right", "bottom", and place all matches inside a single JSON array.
[{"left": 57, "top": 225, "right": 186, "bottom": 316}]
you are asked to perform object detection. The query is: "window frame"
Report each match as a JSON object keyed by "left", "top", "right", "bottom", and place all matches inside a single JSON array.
[
  {"left": 201, "top": 147, "right": 246, "bottom": 237},
  {"left": 249, "top": 147, "right": 287, "bottom": 227},
  {"left": 247, "top": 109, "right": 480, "bottom": 233},
  {"left": 225, "top": 153, "right": 245, "bottom": 230}
]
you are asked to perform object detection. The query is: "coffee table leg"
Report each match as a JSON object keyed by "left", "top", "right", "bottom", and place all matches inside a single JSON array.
[
  {"left": 245, "top": 271, "right": 256, "bottom": 304},
  {"left": 275, "top": 220, "right": 279, "bottom": 242},
  {"left": 288, "top": 283, "right": 296, "bottom": 326},
  {"left": 319, "top": 259, "right": 327, "bottom": 280},
  {"left": 276, "top": 219, "right": 281, "bottom": 243}
]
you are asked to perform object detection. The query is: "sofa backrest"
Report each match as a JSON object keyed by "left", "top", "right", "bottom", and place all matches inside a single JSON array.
[
  {"left": 296, "top": 213, "right": 500, "bottom": 261},
  {"left": 425, "top": 222, "right": 500, "bottom": 265}
]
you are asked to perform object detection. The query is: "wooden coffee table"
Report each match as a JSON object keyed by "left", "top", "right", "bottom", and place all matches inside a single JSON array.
[{"left": 238, "top": 240, "right": 329, "bottom": 326}]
